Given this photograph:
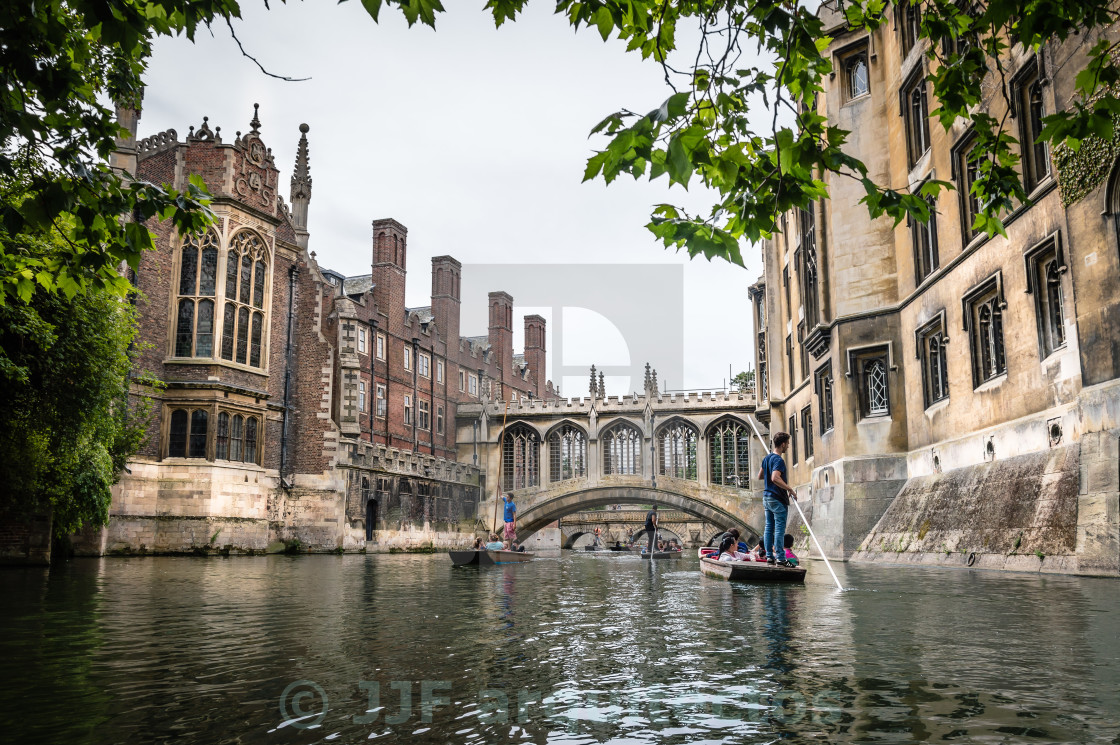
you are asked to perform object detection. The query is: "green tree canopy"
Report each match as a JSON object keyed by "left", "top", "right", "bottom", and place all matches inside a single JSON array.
[{"left": 4, "top": 0, "right": 1119, "bottom": 305}]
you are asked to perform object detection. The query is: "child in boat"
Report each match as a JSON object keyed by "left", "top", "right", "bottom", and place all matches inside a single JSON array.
[
  {"left": 781, "top": 534, "right": 799, "bottom": 567},
  {"left": 484, "top": 533, "right": 506, "bottom": 551}
]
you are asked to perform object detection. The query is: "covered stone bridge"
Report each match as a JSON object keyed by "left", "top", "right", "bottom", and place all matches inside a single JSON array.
[{"left": 455, "top": 386, "right": 770, "bottom": 542}]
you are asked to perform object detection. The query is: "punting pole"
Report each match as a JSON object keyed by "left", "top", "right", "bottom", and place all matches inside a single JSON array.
[
  {"left": 492, "top": 398, "right": 511, "bottom": 535},
  {"left": 745, "top": 414, "right": 844, "bottom": 591}
]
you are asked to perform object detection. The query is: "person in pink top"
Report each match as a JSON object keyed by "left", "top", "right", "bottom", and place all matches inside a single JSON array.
[{"left": 782, "top": 533, "right": 800, "bottom": 567}]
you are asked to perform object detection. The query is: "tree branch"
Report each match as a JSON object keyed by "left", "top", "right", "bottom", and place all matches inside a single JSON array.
[{"left": 225, "top": 18, "right": 311, "bottom": 82}]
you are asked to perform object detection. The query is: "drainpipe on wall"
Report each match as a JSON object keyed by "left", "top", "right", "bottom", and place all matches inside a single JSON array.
[
  {"left": 278, "top": 264, "right": 299, "bottom": 490},
  {"left": 412, "top": 337, "right": 420, "bottom": 448}
]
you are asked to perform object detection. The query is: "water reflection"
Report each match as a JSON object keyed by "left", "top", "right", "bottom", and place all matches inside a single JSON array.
[{"left": 0, "top": 555, "right": 1119, "bottom": 744}]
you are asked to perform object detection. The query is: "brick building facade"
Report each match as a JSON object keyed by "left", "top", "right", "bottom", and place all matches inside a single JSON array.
[
  {"left": 72, "top": 104, "right": 555, "bottom": 556},
  {"left": 753, "top": 4, "right": 1120, "bottom": 575}
]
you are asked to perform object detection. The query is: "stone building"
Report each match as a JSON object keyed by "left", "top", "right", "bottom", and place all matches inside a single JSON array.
[
  {"left": 752, "top": 3, "right": 1120, "bottom": 575},
  {"left": 72, "top": 103, "right": 554, "bottom": 556}
]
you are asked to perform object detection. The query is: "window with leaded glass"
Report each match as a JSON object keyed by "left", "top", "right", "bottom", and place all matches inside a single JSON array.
[
  {"left": 850, "top": 346, "right": 892, "bottom": 418},
  {"left": 708, "top": 419, "right": 750, "bottom": 487},
  {"left": 789, "top": 414, "right": 798, "bottom": 465},
  {"left": 602, "top": 422, "right": 641, "bottom": 476},
  {"left": 815, "top": 362, "right": 835, "bottom": 433},
  {"left": 797, "top": 321, "right": 808, "bottom": 382},
  {"left": 844, "top": 47, "right": 870, "bottom": 100},
  {"left": 957, "top": 137, "right": 982, "bottom": 243},
  {"left": 502, "top": 424, "right": 540, "bottom": 491},
  {"left": 657, "top": 421, "right": 698, "bottom": 480},
  {"left": 549, "top": 424, "right": 587, "bottom": 482},
  {"left": 917, "top": 315, "right": 950, "bottom": 407},
  {"left": 220, "top": 231, "right": 269, "bottom": 367},
  {"left": 167, "top": 407, "right": 209, "bottom": 459},
  {"left": 903, "top": 70, "right": 930, "bottom": 166},
  {"left": 913, "top": 189, "right": 939, "bottom": 283},
  {"left": 1025, "top": 238, "right": 1066, "bottom": 359},
  {"left": 801, "top": 406, "right": 814, "bottom": 460},
  {"left": 1016, "top": 59, "right": 1050, "bottom": 192},
  {"left": 800, "top": 207, "right": 820, "bottom": 325},
  {"left": 899, "top": 0, "right": 921, "bottom": 56},
  {"left": 963, "top": 275, "right": 1007, "bottom": 386},
  {"left": 174, "top": 230, "right": 219, "bottom": 358}
]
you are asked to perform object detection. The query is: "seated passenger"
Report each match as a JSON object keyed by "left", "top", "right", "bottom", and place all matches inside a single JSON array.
[
  {"left": 473, "top": 537, "right": 484, "bottom": 550},
  {"left": 716, "top": 528, "right": 742, "bottom": 561},
  {"left": 753, "top": 541, "right": 768, "bottom": 561},
  {"left": 781, "top": 534, "right": 800, "bottom": 567},
  {"left": 484, "top": 533, "right": 506, "bottom": 551}
]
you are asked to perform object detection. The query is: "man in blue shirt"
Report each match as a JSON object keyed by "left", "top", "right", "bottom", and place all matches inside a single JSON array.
[
  {"left": 756, "top": 432, "right": 795, "bottom": 565},
  {"left": 502, "top": 494, "right": 516, "bottom": 545}
]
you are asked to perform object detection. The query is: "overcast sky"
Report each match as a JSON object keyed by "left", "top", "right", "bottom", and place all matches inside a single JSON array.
[{"left": 143, "top": 1, "right": 764, "bottom": 396}]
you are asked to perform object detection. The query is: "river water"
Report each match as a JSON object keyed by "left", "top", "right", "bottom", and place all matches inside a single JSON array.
[{"left": 2, "top": 552, "right": 1118, "bottom": 744}]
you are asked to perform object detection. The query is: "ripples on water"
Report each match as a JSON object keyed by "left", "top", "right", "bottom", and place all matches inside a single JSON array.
[{"left": 1, "top": 553, "right": 1119, "bottom": 744}]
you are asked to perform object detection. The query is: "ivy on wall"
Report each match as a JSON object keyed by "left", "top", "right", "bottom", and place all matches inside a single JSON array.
[{"left": 1052, "top": 114, "right": 1120, "bottom": 208}]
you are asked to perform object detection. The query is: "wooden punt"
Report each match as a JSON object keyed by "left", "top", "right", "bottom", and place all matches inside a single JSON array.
[
  {"left": 449, "top": 549, "right": 535, "bottom": 566},
  {"left": 699, "top": 556, "right": 806, "bottom": 583},
  {"left": 641, "top": 550, "right": 681, "bottom": 560}
]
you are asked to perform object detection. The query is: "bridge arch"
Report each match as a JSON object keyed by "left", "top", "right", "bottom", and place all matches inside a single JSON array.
[{"left": 514, "top": 485, "right": 761, "bottom": 543}]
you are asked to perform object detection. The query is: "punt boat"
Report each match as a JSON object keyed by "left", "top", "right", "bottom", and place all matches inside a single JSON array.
[
  {"left": 449, "top": 549, "right": 534, "bottom": 566},
  {"left": 697, "top": 547, "right": 806, "bottom": 582}
]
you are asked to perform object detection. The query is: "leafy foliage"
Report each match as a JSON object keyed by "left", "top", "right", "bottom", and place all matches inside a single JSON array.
[
  {"left": 469, "top": 0, "right": 1120, "bottom": 265},
  {"left": 0, "top": 229, "right": 159, "bottom": 535}
]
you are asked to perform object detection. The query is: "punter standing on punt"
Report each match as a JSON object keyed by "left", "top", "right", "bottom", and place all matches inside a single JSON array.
[
  {"left": 502, "top": 494, "right": 517, "bottom": 546},
  {"left": 757, "top": 432, "right": 795, "bottom": 566},
  {"left": 645, "top": 504, "right": 658, "bottom": 554}
]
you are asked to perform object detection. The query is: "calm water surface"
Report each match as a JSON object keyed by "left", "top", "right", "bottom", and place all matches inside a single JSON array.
[{"left": 1, "top": 553, "right": 1118, "bottom": 744}]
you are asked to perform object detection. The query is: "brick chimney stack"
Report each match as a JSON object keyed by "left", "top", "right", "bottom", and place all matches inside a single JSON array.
[
  {"left": 488, "top": 291, "right": 514, "bottom": 394},
  {"left": 523, "top": 314, "right": 546, "bottom": 397},
  {"left": 371, "top": 218, "right": 407, "bottom": 329},
  {"left": 431, "top": 256, "right": 461, "bottom": 349}
]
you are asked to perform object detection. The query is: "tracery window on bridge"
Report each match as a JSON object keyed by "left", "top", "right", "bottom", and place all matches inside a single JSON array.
[
  {"left": 502, "top": 424, "right": 540, "bottom": 490},
  {"left": 602, "top": 422, "right": 641, "bottom": 476},
  {"left": 708, "top": 419, "right": 751, "bottom": 487},
  {"left": 657, "top": 421, "right": 698, "bottom": 480},
  {"left": 549, "top": 424, "right": 587, "bottom": 482}
]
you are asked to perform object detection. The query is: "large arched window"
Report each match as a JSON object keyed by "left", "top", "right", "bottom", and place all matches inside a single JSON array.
[
  {"left": 602, "top": 422, "right": 642, "bottom": 476},
  {"left": 502, "top": 424, "right": 540, "bottom": 491},
  {"left": 658, "top": 421, "right": 698, "bottom": 480},
  {"left": 708, "top": 419, "right": 751, "bottom": 487},
  {"left": 549, "top": 424, "right": 587, "bottom": 482},
  {"left": 174, "top": 230, "right": 219, "bottom": 358},
  {"left": 221, "top": 230, "right": 269, "bottom": 367}
]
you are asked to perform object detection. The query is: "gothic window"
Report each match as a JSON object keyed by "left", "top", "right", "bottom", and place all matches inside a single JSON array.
[
  {"left": 913, "top": 189, "right": 939, "bottom": 283},
  {"left": 245, "top": 417, "right": 258, "bottom": 464},
  {"left": 229, "top": 414, "right": 243, "bottom": 461},
  {"left": 843, "top": 46, "right": 870, "bottom": 100},
  {"left": 815, "top": 363, "right": 835, "bottom": 433},
  {"left": 902, "top": 71, "right": 930, "bottom": 166},
  {"left": 1016, "top": 59, "right": 1050, "bottom": 192},
  {"left": 216, "top": 412, "right": 229, "bottom": 460},
  {"left": 220, "top": 231, "right": 268, "bottom": 368},
  {"left": 899, "top": 0, "right": 921, "bottom": 56},
  {"left": 917, "top": 315, "right": 950, "bottom": 407},
  {"left": 956, "top": 137, "right": 982, "bottom": 243},
  {"left": 708, "top": 419, "right": 751, "bottom": 487},
  {"left": 173, "top": 230, "right": 219, "bottom": 358},
  {"left": 1025, "top": 237, "right": 1066, "bottom": 358},
  {"left": 167, "top": 408, "right": 209, "bottom": 459},
  {"left": 786, "top": 334, "right": 794, "bottom": 390},
  {"left": 964, "top": 275, "right": 1007, "bottom": 386},
  {"left": 801, "top": 406, "right": 814, "bottom": 460},
  {"left": 789, "top": 414, "right": 798, "bottom": 465},
  {"left": 503, "top": 424, "right": 540, "bottom": 491},
  {"left": 602, "top": 422, "right": 641, "bottom": 476},
  {"left": 757, "top": 332, "right": 768, "bottom": 402},
  {"left": 850, "top": 347, "right": 892, "bottom": 418},
  {"left": 800, "top": 207, "right": 820, "bottom": 326},
  {"left": 658, "top": 421, "right": 698, "bottom": 480},
  {"left": 549, "top": 424, "right": 587, "bottom": 482},
  {"left": 797, "top": 321, "right": 808, "bottom": 382}
]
